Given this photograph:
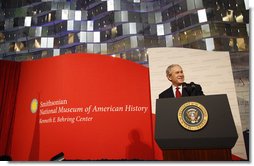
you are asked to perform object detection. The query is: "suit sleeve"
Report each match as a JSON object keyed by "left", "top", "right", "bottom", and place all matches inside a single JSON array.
[
  {"left": 196, "top": 84, "right": 204, "bottom": 96},
  {"left": 159, "top": 92, "right": 164, "bottom": 99}
]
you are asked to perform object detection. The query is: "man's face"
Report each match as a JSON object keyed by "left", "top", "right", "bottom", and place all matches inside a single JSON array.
[{"left": 167, "top": 66, "right": 184, "bottom": 86}]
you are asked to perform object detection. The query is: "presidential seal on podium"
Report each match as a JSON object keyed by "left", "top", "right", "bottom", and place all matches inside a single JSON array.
[{"left": 177, "top": 101, "right": 208, "bottom": 131}]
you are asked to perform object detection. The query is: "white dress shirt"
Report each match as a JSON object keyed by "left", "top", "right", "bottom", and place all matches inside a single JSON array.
[{"left": 172, "top": 85, "right": 183, "bottom": 98}]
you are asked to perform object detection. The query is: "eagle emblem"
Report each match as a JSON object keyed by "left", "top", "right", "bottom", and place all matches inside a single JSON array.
[
  {"left": 177, "top": 102, "right": 208, "bottom": 131},
  {"left": 186, "top": 109, "right": 200, "bottom": 124}
]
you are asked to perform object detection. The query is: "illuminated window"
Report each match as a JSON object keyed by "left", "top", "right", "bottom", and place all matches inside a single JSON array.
[
  {"left": 53, "top": 49, "right": 60, "bottom": 56},
  {"left": 33, "top": 26, "right": 41, "bottom": 37},
  {"left": 201, "top": 24, "right": 210, "bottom": 37},
  {"left": 68, "top": 33, "right": 74, "bottom": 44},
  {"left": 100, "top": 43, "right": 107, "bottom": 54},
  {"left": 179, "top": 32, "right": 188, "bottom": 45},
  {"left": 94, "top": 32, "right": 100, "bottom": 42},
  {"left": 236, "top": 38, "right": 247, "bottom": 51},
  {"left": 87, "top": 44, "right": 94, "bottom": 53},
  {"left": 62, "top": 10, "right": 69, "bottom": 20},
  {"left": 129, "top": 23, "right": 137, "bottom": 34},
  {"left": 0, "top": 33, "right": 5, "bottom": 42},
  {"left": 198, "top": 9, "right": 207, "bottom": 23},
  {"left": 80, "top": 32, "right": 86, "bottom": 42},
  {"left": 164, "top": 22, "right": 171, "bottom": 34},
  {"left": 223, "top": 10, "right": 234, "bottom": 22},
  {"left": 205, "top": 38, "right": 215, "bottom": 51},
  {"left": 75, "top": 11, "right": 81, "bottom": 21},
  {"left": 41, "top": 37, "right": 54, "bottom": 48},
  {"left": 229, "top": 38, "right": 234, "bottom": 47},
  {"left": 235, "top": 13, "right": 244, "bottom": 23},
  {"left": 157, "top": 24, "right": 164, "bottom": 36},
  {"left": 134, "top": 0, "right": 140, "bottom": 3},
  {"left": 48, "top": 13, "right": 52, "bottom": 22},
  {"left": 87, "top": 20, "right": 94, "bottom": 31},
  {"left": 67, "top": 20, "right": 74, "bottom": 31},
  {"left": 111, "top": 26, "right": 117, "bottom": 38},
  {"left": 41, "top": 50, "right": 48, "bottom": 57},
  {"left": 34, "top": 39, "right": 41, "bottom": 48},
  {"left": 14, "top": 42, "right": 25, "bottom": 52},
  {"left": 25, "top": 16, "right": 32, "bottom": 27}
]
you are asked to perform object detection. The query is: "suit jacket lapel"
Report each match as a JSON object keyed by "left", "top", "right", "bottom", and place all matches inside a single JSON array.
[{"left": 168, "top": 86, "right": 175, "bottom": 98}]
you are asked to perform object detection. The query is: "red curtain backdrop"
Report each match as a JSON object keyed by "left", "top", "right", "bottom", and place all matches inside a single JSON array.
[{"left": 0, "top": 60, "right": 21, "bottom": 157}]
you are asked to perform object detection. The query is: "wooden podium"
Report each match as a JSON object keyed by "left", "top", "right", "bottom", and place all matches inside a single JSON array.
[
  {"left": 162, "top": 149, "right": 232, "bottom": 161},
  {"left": 155, "top": 95, "right": 238, "bottom": 161}
]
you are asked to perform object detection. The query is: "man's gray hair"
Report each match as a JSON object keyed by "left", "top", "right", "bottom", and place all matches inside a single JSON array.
[{"left": 166, "top": 64, "right": 181, "bottom": 77}]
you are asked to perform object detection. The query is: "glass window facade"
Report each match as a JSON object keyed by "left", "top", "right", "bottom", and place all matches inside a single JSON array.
[{"left": 0, "top": 0, "right": 249, "bottom": 62}]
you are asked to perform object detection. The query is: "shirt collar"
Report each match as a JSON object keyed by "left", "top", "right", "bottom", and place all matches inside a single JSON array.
[{"left": 172, "top": 85, "right": 182, "bottom": 90}]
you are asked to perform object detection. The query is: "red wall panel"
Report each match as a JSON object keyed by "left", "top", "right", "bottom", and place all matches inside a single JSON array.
[{"left": 11, "top": 54, "right": 154, "bottom": 161}]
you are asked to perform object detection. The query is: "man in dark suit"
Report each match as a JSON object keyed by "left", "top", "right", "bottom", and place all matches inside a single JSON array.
[{"left": 159, "top": 64, "right": 204, "bottom": 98}]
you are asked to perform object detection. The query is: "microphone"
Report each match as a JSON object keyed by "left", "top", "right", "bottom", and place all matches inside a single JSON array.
[
  {"left": 183, "top": 82, "right": 197, "bottom": 96},
  {"left": 182, "top": 82, "right": 187, "bottom": 89},
  {"left": 182, "top": 82, "right": 191, "bottom": 96},
  {"left": 190, "top": 82, "right": 196, "bottom": 88}
]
